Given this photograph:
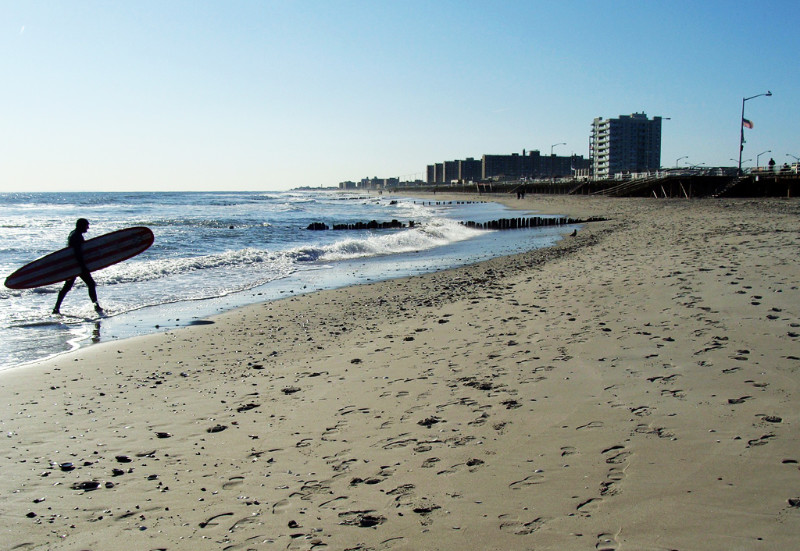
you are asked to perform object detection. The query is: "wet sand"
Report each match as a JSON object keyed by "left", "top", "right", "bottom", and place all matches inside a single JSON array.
[{"left": 2, "top": 194, "right": 799, "bottom": 550}]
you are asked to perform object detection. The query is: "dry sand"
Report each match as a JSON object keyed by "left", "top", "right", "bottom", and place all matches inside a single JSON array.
[{"left": 1, "top": 195, "right": 799, "bottom": 550}]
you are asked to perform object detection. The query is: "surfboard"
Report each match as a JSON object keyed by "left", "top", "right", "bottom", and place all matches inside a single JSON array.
[{"left": 4, "top": 226, "right": 154, "bottom": 290}]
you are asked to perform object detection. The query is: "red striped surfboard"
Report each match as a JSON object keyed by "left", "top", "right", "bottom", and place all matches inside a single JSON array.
[{"left": 4, "top": 227, "right": 154, "bottom": 290}]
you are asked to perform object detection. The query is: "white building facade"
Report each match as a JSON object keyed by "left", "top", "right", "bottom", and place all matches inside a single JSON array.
[{"left": 590, "top": 113, "right": 662, "bottom": 179}]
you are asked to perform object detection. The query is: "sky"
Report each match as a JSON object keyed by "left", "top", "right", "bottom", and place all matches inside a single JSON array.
[{"left": 2, "top": 0, "right": 798, "bottom": 192}]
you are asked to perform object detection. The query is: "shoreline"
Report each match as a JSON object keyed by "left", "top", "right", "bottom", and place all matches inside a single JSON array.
[
  {"left": 1, "top": 192, "right": 562, "bottom": 371},
  {"left": 2, "top": 194, "right": 799, "bottom": 549}
]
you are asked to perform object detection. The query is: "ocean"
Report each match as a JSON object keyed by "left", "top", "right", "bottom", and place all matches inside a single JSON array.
[{"left": 0, "top": 191, "right": 575, "bottom": 369}]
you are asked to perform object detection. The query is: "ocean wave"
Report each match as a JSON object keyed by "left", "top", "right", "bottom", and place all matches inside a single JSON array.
[
  {"left": 95, "top": 247, "right": 291, "bottom": 285},
  {"left": 289, "top": 220, "right": 482, "bottom": 263},
  {"left": 93, "top": 219, "right": 482, "bottom": 284}
]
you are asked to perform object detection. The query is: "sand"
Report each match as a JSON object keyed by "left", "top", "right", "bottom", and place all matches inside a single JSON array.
[{"left": 1, "top": 194, "right": 799, "bottom": 550}]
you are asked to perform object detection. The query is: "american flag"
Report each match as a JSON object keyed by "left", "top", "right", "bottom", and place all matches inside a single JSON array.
[{"left": 742, "top": 118, "right": 754, "bottom": 129}]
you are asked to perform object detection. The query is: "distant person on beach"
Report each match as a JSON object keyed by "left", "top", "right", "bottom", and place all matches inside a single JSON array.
[
  {"left": 768, "top": 158, "right": 776, "bottom": 173},
  {"left": 53, "top": 218, "right": 103, "bottom": 316}
]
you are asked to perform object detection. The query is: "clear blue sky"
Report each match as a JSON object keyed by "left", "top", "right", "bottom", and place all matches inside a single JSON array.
[{"left": 2, "top": 0, "right": 798, "bottom": 191}]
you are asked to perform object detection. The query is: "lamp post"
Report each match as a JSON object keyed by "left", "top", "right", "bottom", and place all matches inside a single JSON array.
[
  {"left": 756, "top": 150, "right": 771, "bottom": 168},
  {"left": 788, "top": 154, "right": 800, "bottom": 162},
  {"left": 675, "top": 156, "right": 688, "bottom": 168},
  {"left": 550, "top": 142, "right": 566, "bottom": 156},
  {"left": 738, "top": 91, "right": 772, "bottom": 175}
]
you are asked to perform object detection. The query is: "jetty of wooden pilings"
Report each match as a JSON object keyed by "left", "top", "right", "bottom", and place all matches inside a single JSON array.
[
  {"left": 461, "top": 215, "right": 606, "bottom": 230},
  {"left": 306, "top": 216, "right": 606, "bottom": 231},
  {"left": 307, "top": 219, "right": 412, "bottom": 231}
]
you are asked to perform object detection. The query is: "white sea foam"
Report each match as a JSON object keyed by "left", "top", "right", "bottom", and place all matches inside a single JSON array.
[{"left": 289, "top": 220, "right": 482, "bottom": 262}]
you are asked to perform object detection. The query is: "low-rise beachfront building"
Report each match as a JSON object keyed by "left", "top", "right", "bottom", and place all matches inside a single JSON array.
[
  {"left": 426, "top": 164, "right": 436, "bottom": 184},
  {"left": 425, "top": 150, "right": 589, "bottom": 185},
  {"left": 482, "top": 150, "right": 590, "bottom": 181},
  {"left": 458, "top": 158, "right": 482, "bottom": 182},
  {"left": 435, "top": 163, "right": 444, "bottom": 183},
  {"left": 443, "top": 160, "right": 459, "bottom": 184},
  {"left": 590, "top": 113, "right": 662, "bottom": 179}
]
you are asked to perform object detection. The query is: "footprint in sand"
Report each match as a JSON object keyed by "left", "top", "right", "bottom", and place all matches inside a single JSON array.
[
  {"left": 747, "top": 433, "right": 775, "bottom": 448},
  {"left": 322, "top": 421, "right": 347, "bottom": 441},
  {"left": 272, "top": 499, "right": 290, "bottom": 514},
  {"left": 634, "top": 423, "right": 674, "bottom": 439},
  {"left": 576, "top": 497, "right": 602, "bottom": 514},
  {"left": 319, "top": 495, "right": 348, "bottom": 508},
  {"left": 596, "top": 531, "right": 620, "bottom": 550},
  {"left": 576, "top": 421, "right": 604, "bottom": 430},
  {"left": 421, "top": 457, "right": 441, "bottom": 468},
  {"left": 350, "top": 467, "right": 395, "bottom": 487},
  {"left": 436, "top": 458, "right": 485, "bottom": 475},
  {"left": 400, "top": 405, "right": 423, "bottom": 421},
  {"left": 290, "top": 480, "right": 334, "bottom": 500},
  {"left": 222, "top": 476, "right": 245, "bottom": 490},
  {"left": 228, "top": 514, "right": 263, "bottom": 532},
  {"left": 498, "top": 514, "right": 546, "bottom": 535},
  {"left": 561, "top": 446, "right": 578, "bottom": 457},
  {"left": 386, "top": 483, "right": 416, "bottom": 498},
  {"left": 376, "top": 536, "right": 405, "bottom": 549},
  {"left": 509, "top": 473, "right": 545, "bottom": 489},
  {"left": 602, "top": 445, "right": 631, "bottom": 465},
  {"left": 600, "top": 467, "right": 625, "bottom": 497},
  {"left": 728, "top": 396, "right": 752, "bottom": 405},
  {"left": 337, "top": 510, "right": 386, "bottom": 527},
  {"left": 329, "top": 457, "right": 358, "bottom": 472},
  {"left": 379, "top": 435, "right": 418, "bottom": 450}
]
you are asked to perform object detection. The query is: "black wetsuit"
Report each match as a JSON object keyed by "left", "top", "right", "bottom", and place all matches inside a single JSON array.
[{"left": 54, "top": 229, "right": 98, "bottom": 310}]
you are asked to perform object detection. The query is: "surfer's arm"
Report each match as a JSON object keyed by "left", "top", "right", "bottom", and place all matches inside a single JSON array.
[{"left": 69, "top": 237, "right": 90, "bottom": 273}]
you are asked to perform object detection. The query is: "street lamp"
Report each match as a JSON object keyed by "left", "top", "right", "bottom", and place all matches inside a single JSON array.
[
  {"left": 738, "top": 91, "right": 772, "bottom": 174},
  {"left": 788, "top": 154, "right": 800, "bottom": 162},
  {"left": 550, "top": 142, "right": 566, "bottom": 156},
  {"left": 675, "top": 155, "right": 688, "bottom": 168},
  {"left": 756, "top": 150, "right": 771, "bottom": 168},
  {"left": 732, "top": 158, "right": 751, "bottom": 167}
]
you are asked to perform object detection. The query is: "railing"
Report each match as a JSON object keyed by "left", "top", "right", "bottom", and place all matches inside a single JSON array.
[
  {"left": 751, "top": 164, "right": 799, "bottom": 175},
  {"left": 612, "top": 167, "right": 740, "bottom": 180},
  {"left": 392, "top": 164, "right": 800, "bottom": 192}
]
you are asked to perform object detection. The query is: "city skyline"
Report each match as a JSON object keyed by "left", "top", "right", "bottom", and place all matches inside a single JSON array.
[{"left": 1, "top": 1, "right": 798, "bottom": 192}]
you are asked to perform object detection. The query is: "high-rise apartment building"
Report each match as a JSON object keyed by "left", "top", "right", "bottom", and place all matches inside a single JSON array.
[{"left": 590, "top": 113, "right": 662, "bottom": 179}]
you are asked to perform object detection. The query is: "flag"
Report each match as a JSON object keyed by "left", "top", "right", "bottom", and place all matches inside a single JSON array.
[{"left": 742, "top": 118, "right": 754, "bottom": 129}]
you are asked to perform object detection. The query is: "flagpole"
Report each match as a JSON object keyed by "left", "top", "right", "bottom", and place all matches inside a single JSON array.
[{"left": 738, "top": 91, "right": 772, "bottom": 175}]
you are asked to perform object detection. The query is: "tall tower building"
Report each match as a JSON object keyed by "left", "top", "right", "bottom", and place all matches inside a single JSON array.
[{"left": 590, "top": 113, "right": 662, "bottom": 179}]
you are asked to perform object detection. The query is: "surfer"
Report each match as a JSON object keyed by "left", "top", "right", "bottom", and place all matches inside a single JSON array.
[{"left": 53, "top": 218, "right": 103, "bottom": 316}]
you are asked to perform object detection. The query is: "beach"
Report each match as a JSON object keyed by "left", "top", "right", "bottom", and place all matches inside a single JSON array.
[{"left": 2, "top": 194, "right": 798, "bottom": 550}]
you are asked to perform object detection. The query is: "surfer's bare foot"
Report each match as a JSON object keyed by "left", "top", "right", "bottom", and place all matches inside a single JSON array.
[
  {"left": 52, "top": 308, "right": 61, "bottom": 315},
  {"left": 94, "top": 304, "right": 104, "bottom": 316}
]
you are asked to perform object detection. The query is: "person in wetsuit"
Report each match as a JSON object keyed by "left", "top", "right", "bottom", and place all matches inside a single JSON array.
[{"left": 53, "top": 218, "right": 103, "bottom": 315}]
